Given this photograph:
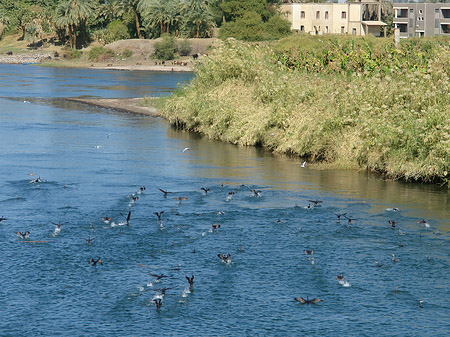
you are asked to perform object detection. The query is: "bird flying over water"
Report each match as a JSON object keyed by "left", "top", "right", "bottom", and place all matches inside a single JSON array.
[
  {"left": 154, "top": 298, "right": 162, "bottom": 310},
  {"left": 89, "top": 258, "right": 102, "bottom": 266},
  {"left": 201, "top": 187, "right": 210, "bottom": 194},
  {"left": 307, "top": 200, "right": 323, "bottom": 207},
  {"left": 185, "top": 275, "right": 194, "bottom": 288},
  {"left": 154, "top": 211, "right": 164, "bottom": 221},
  {"left": 158, "top": 188, "right": 172, "bottom": 197},
  {"left": 16, "top": 231, "right": 30, "bottom": 239},
  {"left": 218, "top": 253, "right": 231, "bottom": 264},
  {"left": 294, "top": 296, "right": 322, "bottom": 304},
  {"left": 0, "top": 216, "right": 7, "bottom": 223},
  {"left": 85, "top": 237, "right": 94, "bottom": 245},
  {"left": 150, "top": 273, "right": 172, "bottom": 280},
  {"left": 151, "top": 287, "right": 172, "bottom": 295}
]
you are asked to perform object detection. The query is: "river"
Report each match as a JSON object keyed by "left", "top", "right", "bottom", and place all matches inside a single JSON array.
[{"left": 0, "top": 64, "right": 449, "bottom": 336}]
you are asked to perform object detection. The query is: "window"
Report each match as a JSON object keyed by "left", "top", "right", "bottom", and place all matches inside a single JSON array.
[
  {"left": 300, "top": 25, "right": 305, "bottom": 32},
  {"left": 398, "top": 23, "right": 407, "bottom": 33},
  {"left": 341, "top": 26, "right": 345, "bottom": 34},
  {"left": 325, "top": 11, "right": 329, "bottom": 20},
  {"left": 301, "top": 11, "right": 305, "bottom": 19},
  {"left": 352, "top": 28, "right": 357, "bottom": 35},
  {"left": 325, "top": 26, "right": 329, "bottom": 33},
  {"left": 442, "top": 9, "right": 450, "bottom": 18},
  {"left": 316, "top": 11, "right": 320, "bottom": 19},
  {"left": 441, "top": 24, "right": 450, "bottom": 34},
  {"left": 419, "top": 9, "right": 423, "bottom": 14},
  {"left": 341, "top": 11, "right": 347, "bottom": 19}
]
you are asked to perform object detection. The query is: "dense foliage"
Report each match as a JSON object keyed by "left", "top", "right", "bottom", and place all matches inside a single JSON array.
[
  {"left": 0, "top": 0, "right": 291, "bottom": 47},
  {"left": 158, "top": 36, "right": 450, "bottom": 185}
]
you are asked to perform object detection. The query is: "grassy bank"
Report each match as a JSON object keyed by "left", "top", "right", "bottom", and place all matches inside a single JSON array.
[{"left": 156, "top": 36, "right": 450, "bottom": 185}]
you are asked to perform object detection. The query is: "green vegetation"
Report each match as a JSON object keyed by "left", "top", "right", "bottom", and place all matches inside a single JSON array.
[
  {"left": 178, "top": 39, "right": 192, "bottom": 56},
  {"left": 88, "top": 45, "right": 114, "bottom": 61},
  {"left": 0, "top": 0, "right": 290, "bottom": 49},
  {"left": 154, "top": 35, "right": 176, "bottom": 60},
  {"left": 157, "top": 36, "right": 450, "bottom": 185}
]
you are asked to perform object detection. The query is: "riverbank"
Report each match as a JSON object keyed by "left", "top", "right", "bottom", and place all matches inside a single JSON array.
[
  {"left": 0, "top": 36, "right": 215, "bottom": 71},
  {"left": 154, "top": 37, "right": 450, "bottom": 186}
]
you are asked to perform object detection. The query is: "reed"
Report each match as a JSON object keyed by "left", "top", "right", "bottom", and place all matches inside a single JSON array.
[{"left": 156, "top": 37, "right": 450, "bottom": 185}]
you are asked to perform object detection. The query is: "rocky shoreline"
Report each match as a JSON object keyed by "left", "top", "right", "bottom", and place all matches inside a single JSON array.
[{"left": 0, "top": 52, "right": 54, "bottom": 64}]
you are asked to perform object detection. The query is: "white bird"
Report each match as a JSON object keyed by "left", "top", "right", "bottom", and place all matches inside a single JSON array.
[
  {"left": 301, "top": 161, "right": 306, "bottom": 168},
  {"left": 182, "top": 147, "right": 190, "bottom": 152}
]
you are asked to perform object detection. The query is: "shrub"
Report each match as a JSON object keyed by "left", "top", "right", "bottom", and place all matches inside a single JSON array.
[
  {"left": 67, "top": 49, "right": 81, "bottom": 59},
  {"left": 178, "top": 39, "right": 192, "bottom": 56},
  {"left": 120, "top": 49, "right": 132, "bottom": 58},
  {"left": 105, "top": 20, "right": 130, "bottom": 44},
  {"left": 154, "top": 35, "right": 176, "bottom": 60},
  {"left": 88, "top": 46, "right": 114, "bottom": 62}
]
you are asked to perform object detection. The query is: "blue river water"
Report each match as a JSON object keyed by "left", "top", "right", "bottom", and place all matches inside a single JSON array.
[{"left": 0, "top": 64, "right": 449, "bottom": 336}]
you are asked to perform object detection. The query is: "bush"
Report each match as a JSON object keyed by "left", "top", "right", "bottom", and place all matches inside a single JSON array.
[
  {"left": 120, "top": 49, "right": 132, "bottom": 58},
  {"left": 105, "top": 20, "right": 130, "bottom": 44},
  {"left": 154, "top": 35, "right": 176, "bottom": 60},
  {"left": 88, "top": 46, "right": 115, "bottom": 62},
  {"left": 178, "top": 39, "right": 192, "bottom": 56},
  {"left": 219, "top": 12, "right": 267, "bottom": 41},
  {"left": 67, "top": 49, "right": 81, "bottom": 59}
]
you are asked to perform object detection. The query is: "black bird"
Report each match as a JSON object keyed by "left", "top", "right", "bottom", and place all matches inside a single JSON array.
[
  {"left": 304, "top": 249, "right": 314, "bottom": 255},
  {"left": 389, "top": 220, "right": 397, "bottom": 228},
  {"left": 343, "top": 215, "right": 356, "bottom": 224},
  {"left": 201, "top": 187, "right": 210, "bottom": 194},
  {"left": 16, "top": 231, "right": 30, "bottom": 239},
  {"left": 139, "top": 186, "right": 146, "bottom": 192},
  {"left": 307, "top": 200, "right": 323, "bottom": 207},
  {"left": 185, "top": 275, "right": 194, "bottom": 288},
  {"left": 151, "top": 287, "right": 172, "bottom": 295},
  {"left": 0, "top": 216, "right": 7, "bottom": 223},
  {"left": 153, "top": 211, "right": 164, "bottom": 221},
  {"left": 251, "top": 189, "right": 262, "bottom": 197},
  {"left": 294, "top": 296, "right": 323, "bottom": 304},
  {"left": 218, "top": 253, "right": 231, "bottom": 264},
  {"left": 375, "top": 261, "right": 383, "bottom": 267},
  {"left": 85, "top": 237, "right": 94, "bottom": 245},
  {"left": 211, "top": 224, "right": 220, "bottom": 231},
  {"left": 89, "top": 258, "right": 102, "bottom": 266},
  {"left": 150, "top": 273, "right": 172, "bottom": 281},
  {"left": 126, "top": 210, "right": 131, "bottom": 225},
  {"left": 154, "top": 298, "right": 162, "bottom": 310},
  {"left": 131, "top": 195, "right": 139, "bottom": 201},
  {"left": 419, "top": 300, "right": 424, "bottom": 308},
  {"left": 52, "top": 222, "right": 65, "bottom": 229},
  {"left": 158, "top": 188, "right": 172, "bottom": 197},
  {"left": 335, "top": 213, "right": 347, "bottom": 220},
  {"left": 336, "top": 274, "right": 345, "bottom": 281}
]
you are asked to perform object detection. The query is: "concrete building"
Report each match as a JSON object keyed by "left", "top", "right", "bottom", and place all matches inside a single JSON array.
[
  {"left": 281, "top": 2, "right": 386, "bottom": 36},
  {"left": 393, "top": 3, "right": 450, "bottom": 38}
]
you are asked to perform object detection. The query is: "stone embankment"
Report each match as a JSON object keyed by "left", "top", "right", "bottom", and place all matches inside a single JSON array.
[{"left": 0, "top": 52, "right": 53, "bottom": 64}]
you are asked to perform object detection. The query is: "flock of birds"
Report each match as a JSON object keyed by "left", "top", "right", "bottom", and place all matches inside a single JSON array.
[{"left": 2, "top": 172, "right": 442, "bottom": 312}]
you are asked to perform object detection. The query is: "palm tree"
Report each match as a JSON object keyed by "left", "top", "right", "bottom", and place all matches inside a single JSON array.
[
  {"left": 139, "top": 0, "right": 179, "bottom": 35},
  {"left": 115, "top": 0, "right": 144, "bottom": 38},
  {"left": 56, "top": 0, "right": 93, "bottom": 48},
  {"left": 180, "top": 0, "right": 214, "bottom": 38}
]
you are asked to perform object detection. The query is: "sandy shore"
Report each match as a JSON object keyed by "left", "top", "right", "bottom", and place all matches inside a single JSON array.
[
  {"left": 66, "top": 97, "right": 159, "bottom": 116},
  {"left": 0, "top": 53, "right": 194, "bottom": 72}
]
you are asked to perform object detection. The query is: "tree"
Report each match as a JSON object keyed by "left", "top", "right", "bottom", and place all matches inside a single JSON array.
[
  {"left": 139, "top": 0, "right": 179, "bottom": 35},
  {"left": 56, "top": 0, "right": 93, "bottom": 48},
  {"left": 180, "top": 0, "right": 215, "bottom": 37},
  {"left": 115, "top": 0, "right": 144, "bottom": 38}
]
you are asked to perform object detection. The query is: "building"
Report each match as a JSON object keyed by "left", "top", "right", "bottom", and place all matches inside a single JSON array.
[
  {"left": 281, "top": 2, "right": 386, "bottom": 37},
  {"left": 393, "top": 3, "right": 450, "bottom": 38}
]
